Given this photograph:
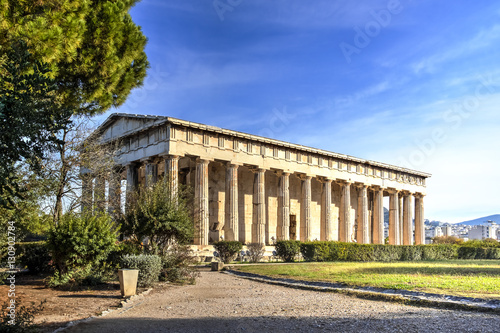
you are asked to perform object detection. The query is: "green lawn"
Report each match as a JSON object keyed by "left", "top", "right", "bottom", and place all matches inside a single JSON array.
[{"left": 234, "top": 260, "right": 500, "bottom": 299}]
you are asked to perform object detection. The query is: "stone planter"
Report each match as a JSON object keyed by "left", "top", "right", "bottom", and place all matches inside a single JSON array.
[
  {"left": 118, "top": 269, "right": 139, "bottom": 297},
  {"left": 211, "top": 261, "right": 224, "bottom": 271}
]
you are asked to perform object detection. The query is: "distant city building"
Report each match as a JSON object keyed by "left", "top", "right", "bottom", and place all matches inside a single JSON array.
[
  {"left": 442, "top": 226, "right": 452, "bottom": 237},
  {"left": 468, "top": 222, "right": 498, "bottom": 240}
]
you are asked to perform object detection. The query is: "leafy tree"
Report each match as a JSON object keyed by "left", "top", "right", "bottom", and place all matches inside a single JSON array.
[
  {"left": 47, "top": 213, "right": 118, "bottom": 276},
  {"left": 121, "top": 179, "right": 194, "bottom": 255},
  {"left": 432, "top": 235, "right": 464, "bottom": 245},
  {"left": 0, "top": 0, "right": 149, "bottom": 115},
  {"left": 0, "top": 41, "right": 70, "bottom": 208}
]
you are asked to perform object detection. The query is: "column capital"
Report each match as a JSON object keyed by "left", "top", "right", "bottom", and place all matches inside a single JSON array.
[
  {"left": 317, "top": 176, "right": 333, "bottom": 184},
  {"left": 414, "top": 192, "right": 425, "bottom": 198},
  {"left": 355, "top": 182, "right": 369, "bottom": 189},
  {"left": 370, "top": 185, "right": 385, "bottom": 191},
  {"left": 386, "top": 187, "right": 400, "bottom": 194},
  {"left": 336, "top": 179, "right": 352, "bottom": 186},
  {"left": 247, "top": 165, "right": 267, "bottom": 173},
  {"left": 225, "top": 163, "right": 240, "bottom": 169},
  {"left": 195, "top": 157, "right": 210, "bottom": 165},
  {"left": 274, "top": 169, "right": 291, "bottom": 177},
  {"left": 160, "top": 153, "right": 181, "bottom": 160},
  {"left": 296, "top": 173, "right": 313, "bottom": 181}
]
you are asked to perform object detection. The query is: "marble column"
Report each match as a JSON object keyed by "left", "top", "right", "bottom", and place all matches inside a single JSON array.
[
  {"left": 194, "top": 158, "right": 209, "bottom": 245},
  {"left": 389, "top": 190, "right": 400, "bottom": 245},
  {"left": 403, "top": 193, "right": 413, "bottom": 245},
  {"left": 253, "top": 168, "right": 266, "bottom": 244},
  {"left": 300, "top": 175, "right": 312, "bottom": 241},
  {"left": 144, "top": 159, "right": 158, "bottom": 187},
  {"left": 414, "top": 194, "right": 425, "bottom": 245},
  {"left": 81, "top": 172, "right": 93, "bottom": 214},
  {"left": 126, "top": 163, "right": 139, "bottom": 208},
  {"left": 357, "top": 184, "right": 369, "bottom": 244},
  {"left": 277, "top": 172, "right": 290, "bottom": 241},
  {"left": 94, "top": 176, "right": 106, "bottom": 213},
  {"left": 164, "top": 155, "right": 179, "bottom": 198},
  {"left": 224, "top": 164, "right": 239, "bottom": 241},
  {"left": 108, "top": 167, "right": 122, "bottom": 218},
  {"left": 399, "top": 195, "right": 404, "bottom": 245},
  {"left": 339, "top": 181, "right": 352, "bottom": 242},
  {"left": 321, "top": 179, "right": 333, "bottom": 241},
  {"left": 372, "top": 187, "right": 385, "bottom": 244}
]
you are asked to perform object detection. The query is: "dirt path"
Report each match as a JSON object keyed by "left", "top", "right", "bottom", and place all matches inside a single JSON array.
[{"left": 63, "top": 267, "right": 500, "bottom": 333}]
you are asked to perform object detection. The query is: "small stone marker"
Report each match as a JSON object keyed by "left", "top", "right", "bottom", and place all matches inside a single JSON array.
[{"left": 211, "top": 262, "right": 224, "bottom": 271}]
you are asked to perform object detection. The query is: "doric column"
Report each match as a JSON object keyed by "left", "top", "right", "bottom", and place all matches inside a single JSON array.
[
  {"left": 357, "top": 184, "right": 369, "bottom": 244},
  {"left": 194, "top": 158, "right": 209, "bottom": 245},
  {"left": 399, "top": 195, "right": 404, "bottom": 245},
  {"left": 277, "top": 171, "right": 290, "bottom": 241},
  {"left": 94, "top": 176, "right": 106, "bottom": 214},
  {"left": 403, "top": 193, "right": 413, "bottom": 245},
  {"left": 144, "top": 159, "right": 158, "bottom": 187},
  {"left": 372, "top": 187, "right": 385, "bottom": 244},
  {"left": 321, "top": 178, "right": 333, "bottom": 241},
  {"left": 224, "top": 164, "right": 239, "bottom": 241},
  {"left": 126, "top": 163, "right": 139, "bottom": 207},
  {"left": 81, "top": 172, "right": 93, "bottom": 214},
  {"left": 108, "top": 167, "right": 122, "bottom": 218},
  {"left": 253, "top": 168, "right": 266, "bottom": 244},
  {"left": 163, "top": 155, "right": 179, "bottom": 197},
  {"left": 388, "top": 190, "right": 400, "bottom": 245},
  {"left": 300, "top": 175, "right": 312, "bottom": 241},
  {"left": 339, "top": 181, "right": 351, "bottom": 242},
  {"left": 414, "top": 193, "right": 425, "bottom": 245}
]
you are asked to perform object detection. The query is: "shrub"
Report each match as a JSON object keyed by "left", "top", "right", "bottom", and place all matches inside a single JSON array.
[
  {"left": 121, "top": 180, "right": 194, "bottom": 255},
  {"left": 300, "top": 241, "right": 330, "bottom": 262},
  {"left": 421, "top": 244, "right": 458, "bottom": 260},
  {"left": 247, "top": 243, "right": 265, "bottom": 263},
  {"left": 121, "top": 254, "right": 162, "bottom": 287},
  {"left": 213, "top": 241, "right": 243, "bottom": 264},
  {"left": 1, "top": 300, "right": 45, "bottom": 333},
  {"left": 275, "top": 240, "right": 301, "bottom": 262},
  {"left": 19, "top": 242, "right": 52, "bottom": 274},
  {"left": 161, "top": 244, "right": 199, "bottom": 284},
  {"left": 106, "top": 239, "right": 143, "bottom": 268},
  {"left": 47, "top": 213, "right": 118, "bottom": 276}
]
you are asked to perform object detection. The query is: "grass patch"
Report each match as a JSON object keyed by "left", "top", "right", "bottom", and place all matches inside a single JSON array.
[{"left": 234, "top": 260, "right": 500, "bottom": 299}]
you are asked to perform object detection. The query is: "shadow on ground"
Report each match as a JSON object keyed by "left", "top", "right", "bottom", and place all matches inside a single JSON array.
[{"left": 63, "top": 313, "right": 490, "bottom": 333}]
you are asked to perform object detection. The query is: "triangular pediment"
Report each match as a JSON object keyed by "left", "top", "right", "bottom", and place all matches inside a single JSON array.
[{"left": 97, "top": 113, "right": 168, "bottom": 142}]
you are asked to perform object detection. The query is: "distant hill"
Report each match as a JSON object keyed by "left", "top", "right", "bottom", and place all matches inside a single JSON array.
[{"left": 456, "top": 214, "right": 500, "bottom": 226}]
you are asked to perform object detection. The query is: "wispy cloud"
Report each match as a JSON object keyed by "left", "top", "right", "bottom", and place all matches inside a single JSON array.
[{"left": 411, "top": 24, "right": 500, "bottom": 74}]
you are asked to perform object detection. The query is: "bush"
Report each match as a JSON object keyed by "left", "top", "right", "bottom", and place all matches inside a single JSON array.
[
  {"left": 121, "top": 180, "right": 194, "bottom": 255},
  {"left": 106, "top": 239, "right": 143, "bottom": 268},
  {"left": 213, "top": 241, "right": 243, "bottom": 264},
  {"left": 247, "top": 243, "right": 265, "bottom": 263},
  {"left": 300, "top": 241, "right": 330, "bottom": 262},
  {"left": 18, "top": 242, "right": 52, "bottom": 274},
  {"left": 275, "top": 240, "right": 301, "bottom": 262},
  {"left": 121, "top": 254, "right": 162, "bottom": 288},
  {"left": 161, "top": 244, "right": 199, "bottom": 284},
  {"left": 421, "top": 244, "right": 458, "bottom": 260},
  {"left": 1, "top": 300, "right": 45, "bottom": 333},
  {"left": 47, "top": 213, "right": 118, "bottom": 276}
]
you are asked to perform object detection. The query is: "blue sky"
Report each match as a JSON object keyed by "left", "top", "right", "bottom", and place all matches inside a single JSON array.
[{"left": 97, "top": 0, "right": 500, "bottom": 223}]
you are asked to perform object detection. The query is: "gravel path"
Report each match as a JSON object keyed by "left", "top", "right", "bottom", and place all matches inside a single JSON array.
[{"left": 63, "top": 267, "right": 500, "bottom": 333}]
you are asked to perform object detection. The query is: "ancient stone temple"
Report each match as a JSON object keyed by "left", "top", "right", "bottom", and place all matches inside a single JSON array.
[{"left": 82, "top": 113, "right": 430, "bottom": 247}]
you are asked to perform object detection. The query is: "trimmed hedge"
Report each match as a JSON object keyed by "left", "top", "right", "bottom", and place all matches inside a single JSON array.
[
  {"left": 213, "top": 241, "right": 243, "bottom": 263},
  {"left": 121, "top": 254, "right": 162, "bottom": 287},
  {"left": 275, "top": 240, "right": 301, "bottom": 262},
  {"left": 274, "top": 241, "right": 500, "bottom": 262}
]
